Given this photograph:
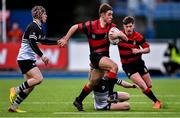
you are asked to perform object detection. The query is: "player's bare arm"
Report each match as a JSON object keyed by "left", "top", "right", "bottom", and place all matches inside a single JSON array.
[
  {"left": 117, "top": 79, "right": 137, "bottom": 88},
  {"left": 58, "top": 24, "right": 78, "bottom": 47},
  {"left": 132, "top": 47, "right": 150, "bottom": 54}
]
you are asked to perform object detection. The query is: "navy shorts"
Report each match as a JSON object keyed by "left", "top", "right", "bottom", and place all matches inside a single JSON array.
[
  {"left": 122, "top": 59, "right": 149, "bottom": 78},
  {"left": 90, "top": 52, "right": 109, "bottom": 69},
  {"left": 18, "top": 60, "right": 36, "bottom": 74}
]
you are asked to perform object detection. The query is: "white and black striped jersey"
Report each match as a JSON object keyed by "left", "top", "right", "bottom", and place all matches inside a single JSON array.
[
  {"left": 93, "top": 79, "right": 109, "bottom": 110},
  {"left": 17, "top": 20, "right": 57, "bottom": 61}
]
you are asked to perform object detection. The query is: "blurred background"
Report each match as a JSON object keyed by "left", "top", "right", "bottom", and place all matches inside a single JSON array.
[{"left": 0, "top": 0, "right": 180, "bottom": 77}]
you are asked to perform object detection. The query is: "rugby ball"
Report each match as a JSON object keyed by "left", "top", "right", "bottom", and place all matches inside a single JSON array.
[{"left": 108, "top": 27, "right": 121, "bottom": 45}]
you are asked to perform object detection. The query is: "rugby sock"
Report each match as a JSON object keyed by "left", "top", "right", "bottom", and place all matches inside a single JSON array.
[
  {"left": 77, "top": 84, "right": 91, "bottom": 102},
  {"left": 16, "top": 81, "right": 30, "bottom": 94},
  {"left": 143, "top": 88, "right": 158, "bottom": 103},
  {"left": 106, "top": 72, "right": 117, "bottom": 95},
  {"left": 11, "top": 91, "right": 29, "bottom": 109}
]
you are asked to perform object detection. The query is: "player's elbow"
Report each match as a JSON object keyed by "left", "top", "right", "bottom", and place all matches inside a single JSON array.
[{"left": 147, "top": 48, "right": 150, "bottom": 53}]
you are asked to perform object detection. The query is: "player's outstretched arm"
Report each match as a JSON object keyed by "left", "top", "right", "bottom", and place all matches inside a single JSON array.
[
  {"left": 58, "top": 24, "right": 78, "bottom": 47},
  {"left": 116, "top": 79, "right": 137, "bottom": 88},
  {"left": 38, "top": 38, "right": 58, "bottom": 45}
]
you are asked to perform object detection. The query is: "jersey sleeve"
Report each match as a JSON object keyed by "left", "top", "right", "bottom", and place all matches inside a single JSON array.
[
  {"left": 136, "top": 33, "right": 149, "bottom": 48},
  {"left": 38, "top": 38, "right": 58, "bottom": 45},
  {"left": 139, "top": 35, "right": 149, "bottom": 48},
  {"left": 78, "top": 21, "right": 91, "bottom": 36},
  {"left": 28, "top": 26, "right": 43, "bottom": 57},
  {"left": 141, "top": 38, "right": 149, "bottom": 48}
]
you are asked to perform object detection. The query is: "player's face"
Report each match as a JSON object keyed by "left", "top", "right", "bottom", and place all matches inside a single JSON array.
[
  {"left": 41, "top": 12, "right": 47, "bottom": 23},
  {"left": 102, "top": 10, "right": 113, "bottom": 23},
  {"left": 123, "top": 23, "right": 135, "bottom": 36}
]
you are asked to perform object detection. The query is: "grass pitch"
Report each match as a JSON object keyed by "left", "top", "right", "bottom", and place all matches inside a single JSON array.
[{"left": 0, "top": 78, "right": 180, "bottom": 117}]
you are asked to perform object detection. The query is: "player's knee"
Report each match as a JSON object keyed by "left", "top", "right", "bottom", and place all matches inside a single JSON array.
[
  {"left": 124, "top": 93, "right": 130, "bottom": 101},
  {"left": 118, "top": 92, "right": 130, "bottom": 101},
  {"left": 111, "top": 63, "right": 118, "bottom": 73},
  {"left": 124, "top": 102, "right": 131, "bottom": 110},
  {"left": 36, "top": 77, "right": 44, "bottom": 85}
]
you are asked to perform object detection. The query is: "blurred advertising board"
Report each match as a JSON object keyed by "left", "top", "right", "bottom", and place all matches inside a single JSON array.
[{"left": 0, "top": 43, "right": 68, "bottom": 69}]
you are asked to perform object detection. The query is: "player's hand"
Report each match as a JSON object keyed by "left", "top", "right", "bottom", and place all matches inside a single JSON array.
[
  {"left": 117, "top": 31, "right": 128, "bottom": 41},
  {"left": 132, "top": 48, "right": 140, "bottom": 54},
  {"left": 57, "top": 37, "right": 68, "bottom": 47},
  {"left": 132, "top": 84, "right": 138, "bottom": 88},
  {"left": 41, "top": 55, "right": 49, "bottom": 66}
]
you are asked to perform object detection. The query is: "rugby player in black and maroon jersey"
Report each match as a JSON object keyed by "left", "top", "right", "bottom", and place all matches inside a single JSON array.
[
  {"left": 118, "top": 16, "right": 162, "bottom": 109},
  {"left": 58, "top": 3, "right": 128, "bottom": 111}
]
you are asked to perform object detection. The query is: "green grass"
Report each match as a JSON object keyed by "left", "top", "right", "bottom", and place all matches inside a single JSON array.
[{"left": 0, "top": 78, "right": 180, "bottom": 117}]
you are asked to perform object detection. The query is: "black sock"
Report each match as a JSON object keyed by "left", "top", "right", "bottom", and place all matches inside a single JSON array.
[
  {"left": 106, "top": 72, "right": 117, "bottom": 95},
  {"left": 77, "top": 85, "right": 91, "bottom": 102},
  {"left": 12, "top": 91, "right": 29, "bottom": 108},
  {"left": 17, "top": 81, "right": 30, "bottom": 92},
  {"left": 107, "top": 78, "right": 117, "bottom": 95},
  {"left": 144, "top": 88, "right": 158, "bottom": 103}
]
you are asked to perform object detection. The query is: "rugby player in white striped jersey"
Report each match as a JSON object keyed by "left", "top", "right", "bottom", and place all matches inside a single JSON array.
[{"left": 8, "top": 6, "right": 59, "bottom": 112}]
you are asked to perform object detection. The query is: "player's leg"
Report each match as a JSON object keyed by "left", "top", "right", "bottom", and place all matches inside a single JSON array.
[
  {"left": 110, "top": 102, "right": 130, "bottom": 110},
  {"left": 99, "top": 56, "right": 118, "bottom": 96},
  {"left": 9, "top": 67, "right": 43, "bottom": 112},
  {"left": 142, "top": 73, "right": 152, "bottom": 88},
  {"left": 142, "top": 73, "right": 162, "bottom": 109},
  {"left": 117, "top": 92, "right": 130, "bottom": 102},
  {"left": 73, "top": 68, "right": 104, "bottom": 111}
]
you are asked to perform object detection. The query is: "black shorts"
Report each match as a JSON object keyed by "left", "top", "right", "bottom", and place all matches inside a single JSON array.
[
  {"left": 90, "top": 52, "right": 109, "bottom": 69},
  {"left": 17, "top": 60, "right": 36, "bottom": 74},
  {"left": 122, "top": 59, "right": 149, "bottom": 78}
]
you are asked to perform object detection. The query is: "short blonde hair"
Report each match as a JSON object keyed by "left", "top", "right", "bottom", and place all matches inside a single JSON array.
[{"left": 31, "top": 6, "right": 46, "bottom": 19}]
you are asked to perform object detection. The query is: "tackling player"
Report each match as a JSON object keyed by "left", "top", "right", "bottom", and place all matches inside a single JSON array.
[
  {"left": 93, "top": 77, "right": 136, "bottom": 110},
  {"left": 8, "top": 6, "right": 59, "bottom": 112},
  {"left": 58, "top": 3, "right": 128, "bottom": 111}
]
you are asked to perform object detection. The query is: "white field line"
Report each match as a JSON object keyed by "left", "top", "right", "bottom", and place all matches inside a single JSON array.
[
  {"left": 131, "top": 94, "right": 180, "bottom": 97},
  {"left": 53, "top": 111, "right": 180, "bottom": 115},
  {"left": 16, "top": 101, "right": 180, "bottom": 105},
  {"left": 1, "top": 117, "right": 180, "bottom": 118}
]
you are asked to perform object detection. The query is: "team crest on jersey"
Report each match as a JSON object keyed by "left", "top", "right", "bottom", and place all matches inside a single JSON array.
[
  {"left": 92, "top": 34, "right": 96, "bottom": 39},
  {"left": 104, "top": 34, "right": 108, "bottom": 39},
  {"left": 102, "top": 86, "right": 105, "bottom": 90},
  {"left": 133, "top": 41, "right": 136, "bottom": 45},
  {"left": 39, "top": 35, "right": 41, "bottom": 39}
]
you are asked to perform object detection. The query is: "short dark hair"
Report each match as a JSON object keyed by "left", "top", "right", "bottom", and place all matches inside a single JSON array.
[
  {"left": 122, "top": 16, "right": 135, "bottom": 25},
  {"left": 99, "top": 3, "right": 112, "bottom": 15},
  {"left": 31, "top": 6, "right": 46, "bottom": 19}
]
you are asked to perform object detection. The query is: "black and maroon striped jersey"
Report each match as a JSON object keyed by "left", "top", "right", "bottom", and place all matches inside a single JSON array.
[
  {"left": 78, "top": 19, "right": 116, "bottom": 56},
  {"left": 118, "top": 31, "right": 149, "bottom": 64}
]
